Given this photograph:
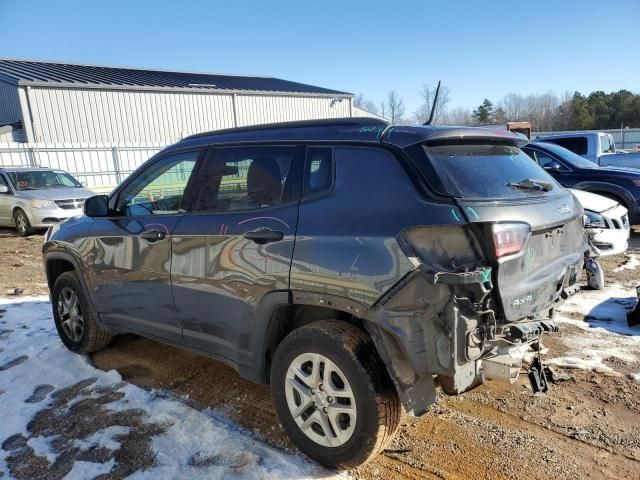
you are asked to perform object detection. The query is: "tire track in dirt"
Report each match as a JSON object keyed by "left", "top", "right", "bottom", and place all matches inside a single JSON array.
[{"left": 92, "top": 335, "right": 640, "bottom": 480}]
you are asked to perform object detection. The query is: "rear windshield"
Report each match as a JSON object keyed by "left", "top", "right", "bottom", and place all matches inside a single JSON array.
[{"left": 422, "top": 144, "right": 562, "bottom": 200}]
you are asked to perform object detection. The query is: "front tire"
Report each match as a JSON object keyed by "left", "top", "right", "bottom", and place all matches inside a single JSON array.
[
  {"left": 270, "top": 320, "right": 401, "bottom": 469},
  {"left": 14, "top": 208, "right": 33, "bottom": 236},
  {"left": 52, "top": 271, "right": 112, "bottom": 354}
]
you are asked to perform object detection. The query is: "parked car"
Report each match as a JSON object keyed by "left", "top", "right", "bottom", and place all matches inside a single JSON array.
[
  {"left": 0, "top": 167, "right": 94, "bottom": 236},
  {"left": 569, "top": 189, "right": 630, "bottom": 257},
  {"left": 523, "top": 141, "right": 640, "bottom": 224},
  {"left": 534, "top": 131, "right": 640, "bottom": 168},
  {"left": 568, "top": 188, "right": 629, "bottom": 290},
  {"left": 43, "top": 118, "right": 584, "bottom": 468}
]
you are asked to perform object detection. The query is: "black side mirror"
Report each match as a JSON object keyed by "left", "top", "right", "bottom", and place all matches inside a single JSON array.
[
  {"left": 84, "top": 195, "right": 110, "bottom": 217},
  {"left": 544, "top": 161, "right": 563, "bottom": 173}
]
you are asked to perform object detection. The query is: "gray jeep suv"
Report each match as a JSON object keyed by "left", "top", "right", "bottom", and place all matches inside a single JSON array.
[{"left": 43, "top": 118, "right": 584, "bottom": 468}]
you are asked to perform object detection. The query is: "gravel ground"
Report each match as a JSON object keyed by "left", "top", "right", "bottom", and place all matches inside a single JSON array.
[{"left": 1, "top": 226, "right": 640, "bottom": 479}]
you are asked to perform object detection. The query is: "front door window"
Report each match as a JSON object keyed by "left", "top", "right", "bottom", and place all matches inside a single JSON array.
[{"left": 117, "top": 151, "right": 199, "bottom": 216}]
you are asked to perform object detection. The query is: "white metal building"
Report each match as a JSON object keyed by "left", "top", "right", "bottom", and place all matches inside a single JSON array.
[{"left": 0, "top": 59, "right": 379, "bottom": 144}]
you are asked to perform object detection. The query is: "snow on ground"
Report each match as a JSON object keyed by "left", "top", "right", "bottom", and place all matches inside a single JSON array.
[
  {"left": 613, "top": 253, "right": 640, "bottom": 272},
  {"left": 551, "top": 284, "right": 640, "bottom": 381},
  {"left": 0, "top": 296, "right": 343, "bottom": 480}
]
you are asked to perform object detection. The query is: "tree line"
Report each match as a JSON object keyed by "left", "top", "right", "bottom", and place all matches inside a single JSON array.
[{"left": 354, "top": 87, "right": 640, "bottom": 132}]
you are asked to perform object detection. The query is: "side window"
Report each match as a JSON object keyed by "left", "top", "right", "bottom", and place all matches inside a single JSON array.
[
  {"left": 197, "top": 146, "right": 294, "bottom": 212},
  {"left": 0, "top": 175, "right": 9, "bottom": 192},
  {"left": 523, "top": 148, "right": 536, "bottom": 161},
  {"left": 117, "top": 150, "right": 199, "bottom": 216},
  {"left": 304, "top": 147, "right": 333, "bottom": 197},
  {"left": 550, "top": 137, "right": 588, "bottom": 155},
  {"left": 600, "top": 135, "right": 615, "bottom": 154},
  {"left": 532, "top": 150, "right": 561, "bottom": 169}
]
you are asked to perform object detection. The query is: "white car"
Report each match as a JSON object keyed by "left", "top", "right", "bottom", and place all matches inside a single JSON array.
[
  {"left": 570, "top": 189, "right": 630, "bottom": 257},
  {"left": 0, "top": 167, "right": 94, "bottom": 236}
]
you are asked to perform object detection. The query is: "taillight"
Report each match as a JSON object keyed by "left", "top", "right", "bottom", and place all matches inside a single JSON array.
[{"left": 492, "top": 223, "right": 531, "bottom": 258}]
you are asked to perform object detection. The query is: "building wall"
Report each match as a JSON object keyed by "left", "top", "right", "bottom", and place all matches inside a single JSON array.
[
  {"left": 235, "top": 95, "right": 351, "bottom": 127},
  {"left": 0, "top": 81, "right": 21, "bottom": 125},
  {"left": 26, "top": 87, "right": 236, "bottom": 144},
  {"left": 22, "top": 87, "right": 354, "bottom": 144}
]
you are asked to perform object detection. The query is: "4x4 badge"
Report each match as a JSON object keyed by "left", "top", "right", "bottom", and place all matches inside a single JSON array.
[{"left": 558, "top": 203, "right": 571, "bottom": 215}]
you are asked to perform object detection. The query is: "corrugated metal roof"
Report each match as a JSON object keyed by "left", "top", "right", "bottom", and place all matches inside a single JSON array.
[{"left": 0, "top": 59, "right": 351, "bottom": 96}]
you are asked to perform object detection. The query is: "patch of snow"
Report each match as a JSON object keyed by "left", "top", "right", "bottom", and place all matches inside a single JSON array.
[
  {"left": 0, "top": 297, "right": 344, "bottom": 479},
  {"left": 26, "top": 435, "right": 58, "bottom": 464},
  {"left": 66, "top": 459, "right": 116, "bottom": 480},
  {"left": 549, "top": 284, "right": 640, "bottom": 378},
  {"left": 74, "top": 425, "right": 130, "bottom": 451},
  {"left": 613, "top": 253, "right": 640, "bottom": 272}
]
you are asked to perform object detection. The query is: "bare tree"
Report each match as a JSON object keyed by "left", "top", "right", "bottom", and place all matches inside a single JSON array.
[
  {"left": 414, "top": 84, "right": 451, "bottom": 124},
  {"left": 361, "top": 100, "right": 379, "bottom": 115},
  {"left": 497, "top": 92, "right": 562, "bottom": 131},
  {"left": 500, "top": 93, "right": 527, "bottom": 121},
  {"left": 442, "top": 107, "right": 473, "bottom": 126},
  {"left": 386, "top": 90, "right": 405, "bottom": 123},
  {"left": 353, "top": 93, "right": 380, "bottom": 116}
]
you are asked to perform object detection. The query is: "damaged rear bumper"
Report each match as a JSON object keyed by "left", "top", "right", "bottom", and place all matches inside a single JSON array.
[{"left": 365, "top": 262, "right": 579, "bottom": 416}]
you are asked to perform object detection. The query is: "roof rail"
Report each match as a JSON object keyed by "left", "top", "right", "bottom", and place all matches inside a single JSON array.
[{"left": 183, "top": 117, "right": 388, "bottom": 141}]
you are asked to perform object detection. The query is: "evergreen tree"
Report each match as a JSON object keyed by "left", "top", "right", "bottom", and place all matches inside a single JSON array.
[{"left": 472, "top": 99, "right": 494, "bottom": 124}]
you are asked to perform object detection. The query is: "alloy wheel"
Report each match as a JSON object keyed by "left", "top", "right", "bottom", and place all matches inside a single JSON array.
[
  {"left": 285, "top": 352, "right": 357, "bottom": 448},
  {"left": 15, "top": 213, "right": 27, "bottom": 235},
  {"left": 57, "top": 286, "right": 84, "bottom": 342}
]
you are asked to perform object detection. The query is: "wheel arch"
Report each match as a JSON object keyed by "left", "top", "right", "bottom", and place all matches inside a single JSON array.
[
  {"left": 253, "top": 290, "right": 370, "bottom": 384},
  {"left": 45, "top": 251, "right": 101, "bottom": 324}
]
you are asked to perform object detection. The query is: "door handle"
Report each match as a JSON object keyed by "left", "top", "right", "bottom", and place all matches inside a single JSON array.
[
  {"left": 140, "top": 229, "right": 167, "bottom": 242},
  {"left": 243, "top": 227, "right": 284, "bottom": 244}
]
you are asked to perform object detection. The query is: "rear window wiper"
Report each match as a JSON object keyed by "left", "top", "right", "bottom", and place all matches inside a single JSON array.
[{"left": 506, "top": 178, "right": 553, "bottom": 192}]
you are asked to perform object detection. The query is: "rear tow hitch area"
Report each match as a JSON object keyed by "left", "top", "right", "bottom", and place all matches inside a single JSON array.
[
  {"left": 481, "top": 345, "right": 551, "bottom": 396},
  {"left": 627, "top": 286, "right": 640, "bottom": 328},
  {"left": 527, "top": 355, "right": 549, "bottom": 396},
  {"left": 481, "top": 320, "right": 558, "bottom": 390}
]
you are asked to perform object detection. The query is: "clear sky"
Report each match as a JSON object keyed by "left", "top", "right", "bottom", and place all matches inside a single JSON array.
[{"left": 1, "top": 0, "right": 638, "bottom": 114}]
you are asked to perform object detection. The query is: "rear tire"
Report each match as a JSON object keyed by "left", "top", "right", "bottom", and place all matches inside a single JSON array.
[
  {"left": 52, "top": 271, "right": 112, "bottom": 354},
  {"left": 14, "top": 209, "right": 33, "bottom": 236},
  {"left": 270, "top": 320, "right": 401, "bottom": 469}
]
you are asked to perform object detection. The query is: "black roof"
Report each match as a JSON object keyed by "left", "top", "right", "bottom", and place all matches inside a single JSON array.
[
  {"left": 0, "top": 59, "right": 351, "bottom": 96},
  {"left": 176, "top": 118, "right": 526, "bottom": 151}
]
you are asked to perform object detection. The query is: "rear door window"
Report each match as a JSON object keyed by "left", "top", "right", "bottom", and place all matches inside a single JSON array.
[
  {"left": 196, "top": 145, "right": 295, "bottom": 212},
  {"left": 422, "top": 144, "right": 562, "bottom": 200}
]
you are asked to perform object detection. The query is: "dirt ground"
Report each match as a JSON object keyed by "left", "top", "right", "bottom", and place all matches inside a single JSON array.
[{"left": 2, "top": 226, "right": 640, "bottom": 479}]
